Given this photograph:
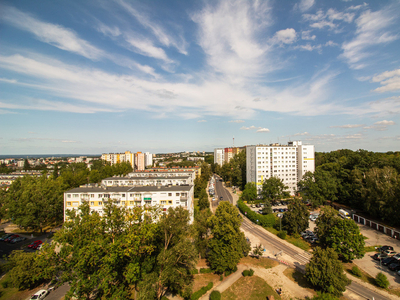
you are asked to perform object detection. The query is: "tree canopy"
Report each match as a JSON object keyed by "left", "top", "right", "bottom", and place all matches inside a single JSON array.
[
  {"left": 207, "top": 201, "right": 250, "bottom": 273},
  {"left": 281, "top": 198, "right": 309, "bottom": 235},
  {"left": 241, "top": 182, "right": 257, "bottom": 202},
  {"left": 305, "top": 247, "right": 349, "bottom": 296},
  {"left": 261, "top": 176, "right": 290, "bottom": 203}
]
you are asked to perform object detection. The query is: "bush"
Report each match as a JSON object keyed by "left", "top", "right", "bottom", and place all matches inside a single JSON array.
[
  {"left": 242, "top": 270, "right": 250, "bottom": 277},
  {"left": 161, "top": 297, "right": 169, "bottom": 300},
  {"left": 277, "top": 230, "right": 287, "bottom": 239},
  {"left": 224, "top": 266, "right": 237, "bottom": 276},
  {"left": 351, "top": 266, "right": 362, "bottom": 277},
  {"left": 237, "top": 200, "right": 275, "bottom": 228},
  {"left": 1, "top": 279, "right": 10, "bottom": 288},
  {"left": 200, "top": 268, "right": 213, "bottom": 274},
  {"left": 219, "top": 275, "right": 223, "bottom": 281},
  {"left": 190, "top": 282, "right": 213, "bottom": 300},
  {"left": 209, "top": 290, "right": 221, "bottom": 300},
  {"left": 191, "top": 268, "right": 199, "bottom": 274},
  {"left": 249, "top": 268, "right": 254, "bottom": 276},
  {"left": 375, "top": 272, "right": 389, "bottom": 289}
]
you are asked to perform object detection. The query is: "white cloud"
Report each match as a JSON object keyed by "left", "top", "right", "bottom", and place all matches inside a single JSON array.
[
  {"left": 344, "top": 133, "right": 363, "bottom": 139},
  {"left": 372, "top": 68, "right": 400, "bottom": 93},
  {"left": 325, "top": 41, "right": 338, "bottom": 47},
  {"left": 341, "top": 8, "right": 398, "bottom": 69},
  {"left": 295, "top": 44, "right": 322, "bottom": 51},
  {"left": 1, "top": 5, "right": 104, "bottom": 60},
  {"left": 241, "top": 126, "right": 256, "bottom": 130},
  {"left": 115, "top": 0, "right": 187, "bottom": 55},
  {"left": 124, "top": 35, "right": 172, "bottom": 63},
  {"left": 295, "top": 0, "right": 315, "bottom": 12},
  {"left": 229, "top": 120, "right": 245, "bottom": 123},
  {"left": 294, "top": 132, "right": 309, "bottom": 136},
  {"left": 301, "top": 30, "right": 316, "bottom": 41},
  {"left": 197, "top": 120, "right": 207, "bottom": 123},
  {"left": 303, "top": 8, "right": 355, "bottom": 31},
  {"left": 256, "top": 128, "right": 270, "bottom": 133},
  {"left": 374, "top": 120, "right": 395, "bottom": 126},
  {"left": 273, "top": 28, "right": 297, "bottom": 44},
  {"left": 330, "top": 124, "right": 364, "bottom": 128},
  {"left": 96, "top": 22, "right": 121, "bottom": 37}
]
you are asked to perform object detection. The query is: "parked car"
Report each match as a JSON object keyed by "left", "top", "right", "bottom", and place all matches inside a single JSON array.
[
  {"left": 384, "top": 250, "right": 397, "bottom": 257},
  {"left": 9, "top": 236, "right": 26, "bottom": 244},
  {"left": 0, "top": 233, "right": 14, "bottom": 241},
  {"left": 389, "top": 262, "right": 400, "bottom": 271},
  {"left": 28, "top": 240, "right": 43, "bottom": 249},
  {"left": 372, "top": 253, "right": 389, "bottom": 261},
  {"left": 4, "top": 234, "right": 19, "bottom": 242},
  {"left": 30, "top": 289, "right": 48, "bottom": 300},
  {"left": 382, "top": 257, "right": 398, "bottom": 266},
  {"left": 378, "top": 245, "right": 394, "bottom": 252},
  {"left": 219, "top": 196, "right": 223, "bottom": 200}
]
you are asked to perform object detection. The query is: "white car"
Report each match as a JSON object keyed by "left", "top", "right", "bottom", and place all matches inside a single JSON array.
[{"left": 30, "top": 289, "right": 48, "bottom": 300}]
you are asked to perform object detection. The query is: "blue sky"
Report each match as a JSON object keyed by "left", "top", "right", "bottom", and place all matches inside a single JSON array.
[{"left": 1, "top": 0, "right": 399, "bottom": 155}]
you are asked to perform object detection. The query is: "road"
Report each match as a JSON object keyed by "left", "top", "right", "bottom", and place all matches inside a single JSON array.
[{"left": 214, "top": 177, "right": 391, "bottom": 300}]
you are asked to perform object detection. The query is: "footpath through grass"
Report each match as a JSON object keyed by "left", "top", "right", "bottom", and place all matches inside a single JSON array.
[{"left": 221, "top": 275, "right": 281, "bottom": 300}]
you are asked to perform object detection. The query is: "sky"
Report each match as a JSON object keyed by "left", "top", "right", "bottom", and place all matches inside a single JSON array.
[{"left": 0, "top": 0, "right": 400, "bottom": 155}]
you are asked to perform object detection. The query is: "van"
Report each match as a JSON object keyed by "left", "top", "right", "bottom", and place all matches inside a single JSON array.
[{"left": 339, "top": 209, "right": 350, "bottom": 219}]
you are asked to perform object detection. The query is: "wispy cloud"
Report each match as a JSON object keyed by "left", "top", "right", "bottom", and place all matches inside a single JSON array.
[
  {"left": 301, "top": 30, "right": 316, "bottom": 41},
  {"left": 197, "top": 120, "right": 207, "bottom": 123},
  {"left": 372, "top": 68, "right": 400, "bottom": 93},
  {"left": 124, "top": 35, "right": 172, "bottom": 63},
  {"left": 257, "top": 128, "right": 270, "bottom": 133},
  {"left": 330, "top": 124, "right": 364, "bottom": 128},
  {"left": 294, "top": 0, "right": 315, "bottom": 12},
  {"left": 364, "top": 120, "right": 396, "bottom": 131},
  {"left": 229, "top": 120, "right": 245, "bottom": 123},
  {"left": 341, "top": 8, "right": 398, "bottom": 69}
]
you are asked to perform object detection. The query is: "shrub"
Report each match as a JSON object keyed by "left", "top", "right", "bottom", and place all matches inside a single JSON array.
[
  {"left": 242, "top": 270, "right": 250, "bottom": 277},
  {"left": 1, "top": 279, "right": 10, "bottom": 288},
  {"left": 190, "top": 282, "right": 213, "bottom": 300},
  {"left": 161, "top": 297, "right": 169, "bottom": 300},
  {"left": 375, "top": 272, "right": 389, "bottom": 289},
  {"left": 249, "top": 268, "right": 254, "bottom": 276},
  {"left": 351, "top": 266, "right": 362, "bottom": 277},
  {"left": 200, "top": 268, "right": 213, "bottom": 274},
  {"left": 191, "top": 268, "right": 199, "bottom": 274},
  {"left": 277, "top": 230, "right": 287, "bottom": 239},
  {"left": 224, "top": 266, "right": 237, "bottom": 276},
  {"left": 209, "top": 290, "right": 221, "bottom": 300},
  {"left": 219, "top": 275, "right": 223, "bottom": 281}
]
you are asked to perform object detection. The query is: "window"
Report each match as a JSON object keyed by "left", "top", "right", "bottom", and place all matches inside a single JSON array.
[
  {"left": 99, "top": 201, "right": 103, "bottom": 205},
  {"left": 67, "top": 194, "right": 71, "bottom": 198},
  {"left": 73, "top": 194, "right": 79, "bottom": 198},
  {"left": 90, "top": 194, "right": 94, "bottom": 198},
  {"left": 130, "top": 201, "right": 134, "bottom": 205},
  {"left": 176, "top": 193, "right": 180, "bottom": 196},
  {"left": 161, "top": 200, "right": 167, "bottom": 204},
  {"left": 67, "top": 202, "right": 71, "bottom": 206},
  {"left": 168, "top": 193, "right": 172, "bottom": 197},
  {"left": 90, "top": 202, "right": 94, "bottom": 206},
  {"left": 98, "top": 194, "right": 102, "bottom": 198},
  {"left": 122, "top": 201, "right": 125, "bottom": 206},
  {"left": 122, "top": 194, "right": 125, "bottom": 197},
  {"left": 168, "top": 200, "right": 172, "bottom": 204}
]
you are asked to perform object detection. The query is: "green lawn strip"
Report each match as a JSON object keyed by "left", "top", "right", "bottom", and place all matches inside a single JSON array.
[
  {"left": 221, "top": 275, "right": 281, "bottom": 300},
  {"left": 0, "top": 275, "right": 39, "bottom": 300},
  {"left": 283, "top": 268, "right": 316, "bottom": 293}
]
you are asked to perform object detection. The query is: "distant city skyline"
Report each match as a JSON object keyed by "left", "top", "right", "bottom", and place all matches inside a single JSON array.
[{"left": 1, "top": 0, "right": 399, "bottom": 155}]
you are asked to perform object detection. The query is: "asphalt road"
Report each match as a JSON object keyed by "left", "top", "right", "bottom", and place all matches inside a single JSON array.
[{"left": 215, "top": 179, "right": 390, "bottom": 300}]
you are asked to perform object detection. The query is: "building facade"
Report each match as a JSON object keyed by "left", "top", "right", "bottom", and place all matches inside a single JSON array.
[
  {"left": 101, "top": 151, "right": 135, "bottom": 167},
  {"left": 64, "top": 184, "right": 194, "bottom": 223},
  {"left": 101, "top": 175, "right": 192, "bottom": 187},
  {"left": 246, "top": 141, "right": 315, "bottom": 195},
  {"left": 214, "top": 148, "right": 224, "bottom": 166}
]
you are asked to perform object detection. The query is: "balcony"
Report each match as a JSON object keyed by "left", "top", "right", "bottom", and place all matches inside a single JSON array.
[{"left": 180, "top": 196, "right": 188, "bottom": 201}]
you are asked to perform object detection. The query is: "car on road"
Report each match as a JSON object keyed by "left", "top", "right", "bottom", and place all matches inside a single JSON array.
[
  {"left": 28, "top": 240, "right": 43, "bottom": 249},
  {"left": 30, "top": 289, "right": 48, "bottom": 300},
  {"left": 220, "top": 196, "right": 223, "bottom": 200},
  {"left": 9, "top": 236, "right": 26, "bottom": 244}
]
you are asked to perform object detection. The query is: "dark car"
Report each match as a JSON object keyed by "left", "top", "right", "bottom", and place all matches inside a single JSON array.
[
  {"left": 4, "top": 234, "right": 19, "bottom": 242},
  {"left": 9, "top": 236, "right": 26, "bottom": 244},
  {"left": 389, "top": 262, "right": 400, "bottom": 271},
  {"left": 219, "top": 196, "right": 223, "bottom": 200},
  {"left": 378, "top": 245, "right": 394, "bottom": 252},
  {"left": 382, "top": 257, "right": 398, "bottom": 266},
  {"left": 0, "top": 233, "right": 14, "bottom": 241}
]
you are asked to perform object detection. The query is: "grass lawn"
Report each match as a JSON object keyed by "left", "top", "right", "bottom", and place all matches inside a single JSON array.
[
  {"left": 239, "top": 256, "right": 279, "bottom": 269},
  {"left": 192, "top": 273, "right": 221, "bottom": 293},
  {"left": 221, "top": 275, "right": 281, "bottom": 300},
  {"left": 285, "top": 236, "right": 310, "bottom": 251},
  {"left": 283, "top": 268, "right": 316, "bottom": 293},
  {"left": 0, "top": 275, "right": 41, "bottom": 300}
]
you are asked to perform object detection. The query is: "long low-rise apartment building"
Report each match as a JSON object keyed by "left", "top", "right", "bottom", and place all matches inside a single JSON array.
[
  {"left": 101, "top": 175, "right": 192, "bottom": 187},
  {"left": 64, "top": 184, "right": 194, "bottom": 223}
]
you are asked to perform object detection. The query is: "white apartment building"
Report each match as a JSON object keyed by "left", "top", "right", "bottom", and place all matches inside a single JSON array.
[
  {"left": 128, "top": 170, "right": 196, "bottom": 182},
  {"left": 214, "top": 148, "right": 224, "bottom": 166},
  {"left": 64, "top": 184, "right": 194, "bottom": 223},
  {"left": 144, "top": 152, "right": 153, "bottom": 168},
  {"left": 101, "top": 175, "right": 193, "bottom": 187},
  {"left": 101, "top": 151, "right": 135, "bottom": 167},
  {"left": 246, "top": 141, "right": 315, "bottom": 195}
]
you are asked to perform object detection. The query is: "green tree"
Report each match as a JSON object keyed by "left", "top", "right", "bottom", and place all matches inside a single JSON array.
[
  {"left": 305, "top": 247, "right": 349, "bottom": 296},
  {"left": 3, "top": 176, "right": 64, "bottom": 231},
  {"left": 315, "top": 206, "right": 339, "bottom": 239},
  {"left": 207, "top": 201, "right": 250, "bottom": 273},
  {"left": 198, "top": 189, "right": 210, "bottom": 211},
  {"left": 322, "top": 218, "right": 365, "bottom": 262},
  {"left": 261, "top": 176, "right": 290, "bottom": 204},
  {"left": 281, "top": 198, "right": 309, "bottom": 235},
  {"left": 252, "top": 244, "right": 263, "bottom": 258},
  {"left": 241, "top": 182, "right": 257, "bottom": 202},
  {"left": 23, "top": 159, "right": 31, "bottom": 170},
  {"left": 138, "top": 206, "right": 197, "bottom": 300},
  {"left": 56, "top": 201, "right": 159, "bottom": 300},
  {"left": 0, "top": 162, "right": 12, "bottom": 174},
  {"left": 375, "top": 272, "right": 389, "bottom": 288},
  {"left": 194, "top": 208, "right": 212, "bottom": 259}
]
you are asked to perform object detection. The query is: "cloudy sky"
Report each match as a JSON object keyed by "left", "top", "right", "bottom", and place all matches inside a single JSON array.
[{"left": 1, "top": 0, "right": 399, "bottom": 155}]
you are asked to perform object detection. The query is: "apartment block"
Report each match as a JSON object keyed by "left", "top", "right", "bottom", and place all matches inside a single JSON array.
[
  {"left": 246, "top": 141, "right": 315, "bottom": 195},
  {"left": 214, "top": 148, "right": 224, "bottom": 166},
  {"left": 64, "top": 184, "right": 194, "bottom": 223},
  {"left": 101, "top": 175, "right": 193, "bottom": 187},
  {"left": 101, "top": 151, "right": 135, "bottom": 168}
]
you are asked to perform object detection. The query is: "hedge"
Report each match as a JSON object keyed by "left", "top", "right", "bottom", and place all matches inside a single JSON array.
[
  {"left": 191, "top": 282, "right": 213, "bottom": 300},
  {"left": 242, "top": 269, "right": 254, "bottom": 277},
  {"left": 209, "top": 290, "right": 221, "bottom": 300},
  {"left": 237, "top": 200, "right": 276, "bottom": 228}
]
